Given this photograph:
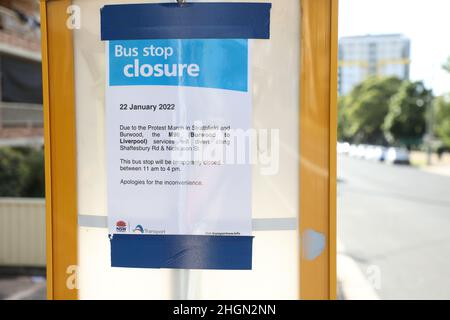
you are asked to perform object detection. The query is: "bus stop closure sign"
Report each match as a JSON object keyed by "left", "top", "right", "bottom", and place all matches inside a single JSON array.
[{"left": 101, "top": 3, "right": 271, "bottom": 270}]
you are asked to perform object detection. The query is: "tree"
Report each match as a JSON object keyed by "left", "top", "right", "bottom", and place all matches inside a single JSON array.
[
  {"left": 0, "top": 147, "right": 28, "bottom": 197},
  {"left": 0, "top": 147, "right": 45, "bottom": 198},
  {"left": 383, "top": 81, "right": 433, "bottom": 148},
  {"left": 338, "top": 76, "right": 403, "bottom": 144},
  {"left": 433, "top": 57, "right": 450, "bottom": 149},
  {"left": 443, "top": 56, "right": 450, "bottom": 74},
  {"left": 434, "top": 94, "right": 450, "bottom": 149},
  {"left": 22, "top": 148, "right": 45, "bottom": 198},
  {"left": 337, "top": 96, "right": 349, "bottom": 141}
]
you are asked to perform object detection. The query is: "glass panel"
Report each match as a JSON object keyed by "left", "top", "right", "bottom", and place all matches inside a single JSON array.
[
  {"left": 338, "top": 0, "right": 450, "bottom": 300},
  {"left": 73, "top": 0, "right": 300, "bottom": 299}
]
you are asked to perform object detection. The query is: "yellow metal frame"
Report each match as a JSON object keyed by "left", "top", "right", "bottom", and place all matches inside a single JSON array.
[
  {"left": 300, "top": 0, "right": 338, "bottom": 300},
  {"left": 41, "top": 0, "right": 338, "bottom": 300},
  {"left": 41, "top": 0, "right": 78, "bottom": 300}
]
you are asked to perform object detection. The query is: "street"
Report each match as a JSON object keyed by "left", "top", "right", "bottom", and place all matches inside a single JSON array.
[
  {"left": 0, "top": 276, "right": 45, "bottom": 300},
  {"left": 338, "top": 155, "right": 450, "bottom": 299}
]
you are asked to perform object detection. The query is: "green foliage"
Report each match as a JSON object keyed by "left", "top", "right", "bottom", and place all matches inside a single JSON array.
[
  {"left": 22, "top": 148, "right": 45, "bottom": 197},
  {"left": 0, "top": 146, "right": 45, "bottom": 198},
  {"left": 338, "top": 76, "right": 402, "bottom": 144},
  {"left": 383, "top": 81, "right": 433, "bottom": 148},
  {"left": 434, "top": 94, "right": 450, "bottom": 148},
  {"left": 337, "top": 96, "right": 348, "bottom": 141},
  {"left": 443, "top": 56, "right": 450, "bottom": 74},
  {"left": 0, "top": 147, "right": 28, "bottom": 197}
]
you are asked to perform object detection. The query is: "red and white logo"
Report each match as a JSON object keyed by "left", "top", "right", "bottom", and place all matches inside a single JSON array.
[{"left": 116, "top": 220, "right": 127, "bottom": 233}]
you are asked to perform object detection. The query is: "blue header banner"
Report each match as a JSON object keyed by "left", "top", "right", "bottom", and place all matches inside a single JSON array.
[
  {"left": 109, "top": 39, "right": 248, "bottom": 92},
  {"left": 101, "top": 2, "right": 271, "bottom": 40}
]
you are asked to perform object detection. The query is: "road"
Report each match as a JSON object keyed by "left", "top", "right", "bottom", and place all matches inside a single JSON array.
[
  {"left": 0, "top": 276, "right": 46, "bottom": 300},
  {"left": 338, "top": 155, "right": 450, "bottom": 300}
]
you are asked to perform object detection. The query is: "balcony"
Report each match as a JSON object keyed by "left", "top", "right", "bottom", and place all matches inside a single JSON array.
[{"left": 0, "top": 3, "right": 41, "bottom": 61}]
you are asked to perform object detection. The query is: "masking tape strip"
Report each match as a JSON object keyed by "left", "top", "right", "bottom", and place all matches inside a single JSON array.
[
  {"left": 302, "top": 229, "right": 326, "bottom": 261},
  {"left": 101, "top": 3, "right": 272, "bottom": 40},
  {"left": 110, "top": 233, "right": 253, "bottom": 270}
]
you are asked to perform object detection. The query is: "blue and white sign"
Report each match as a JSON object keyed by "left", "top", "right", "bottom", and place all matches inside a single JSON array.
[{"left": 102, "top": 2, "right": 271, "bottom": 271}]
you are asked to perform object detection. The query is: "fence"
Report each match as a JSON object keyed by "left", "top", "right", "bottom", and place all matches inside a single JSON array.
[{"left": 0, "top": 198, "right": 45, "bottom": 267}]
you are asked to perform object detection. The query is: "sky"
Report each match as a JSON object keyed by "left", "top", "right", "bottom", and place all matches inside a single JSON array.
[{"left": 339, "top": 0, "right": 450, "bottom": 95}]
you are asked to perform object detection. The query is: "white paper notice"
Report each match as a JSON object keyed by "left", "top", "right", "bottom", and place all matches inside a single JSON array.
[{"left": 106, "top": 39, "right": 252, "bottom": 237}]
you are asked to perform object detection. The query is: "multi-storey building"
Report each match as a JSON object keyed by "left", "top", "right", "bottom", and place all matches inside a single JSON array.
[
  {"left": 339, "top": 34, "right": 410, "bottom": 95},
  {"left": 0, "top": 0, "right": 42, "bottom": 144}
]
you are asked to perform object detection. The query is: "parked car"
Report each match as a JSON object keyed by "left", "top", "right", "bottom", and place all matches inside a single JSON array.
[
  {"left": 386, "top": 147, "right": 410, "bottom": 165},
  {"left": 337, "top": 142, "right": 351, "bottom": 155},
  {"left": 348, "top": 144, "right": 357, "bottom": 157},
  {"left": 363, "top": 145, "right": 376, "bottom": 160},
  {"left": 355, "top": 144, "right": 368, "bottom": 159},
  {"left": 364, "top": 145, "right": 387, "bottom": 162}
]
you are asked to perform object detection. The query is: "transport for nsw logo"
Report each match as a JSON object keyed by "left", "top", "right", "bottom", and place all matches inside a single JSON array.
[{"left": 133, "top": 225, "right": 144, "bottom": 234}]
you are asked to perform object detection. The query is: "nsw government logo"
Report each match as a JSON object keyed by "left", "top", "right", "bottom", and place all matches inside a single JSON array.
[{"left": 115, "top": 220, "right": 128, "bottom": 233}]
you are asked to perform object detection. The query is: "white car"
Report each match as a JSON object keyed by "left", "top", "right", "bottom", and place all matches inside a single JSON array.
[
  {"left": 337, "top": 142, "right": 351, "bottom": 155},
  {"left": 364, "top": 145, "right": 387, "bottom": 162},
  {"left": 363, "top": 145, "right": 377, "bottom": 160},
  {"left": 355, "top": 144, "right": 368, "bottom": 159},
  {"left": 386, "top": 147, "right": 410, "bottom": 165},
  {"left": 349, "top": 144, "right": 359, "bottom": 157},
  {"left": 373, "top": 146, "right": 387, "bottom": 162}
]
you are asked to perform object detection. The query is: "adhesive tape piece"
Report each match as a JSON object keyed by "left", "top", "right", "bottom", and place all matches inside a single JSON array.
[{"left": 302, "top": 229, "right": 326, "bottom": 261}]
